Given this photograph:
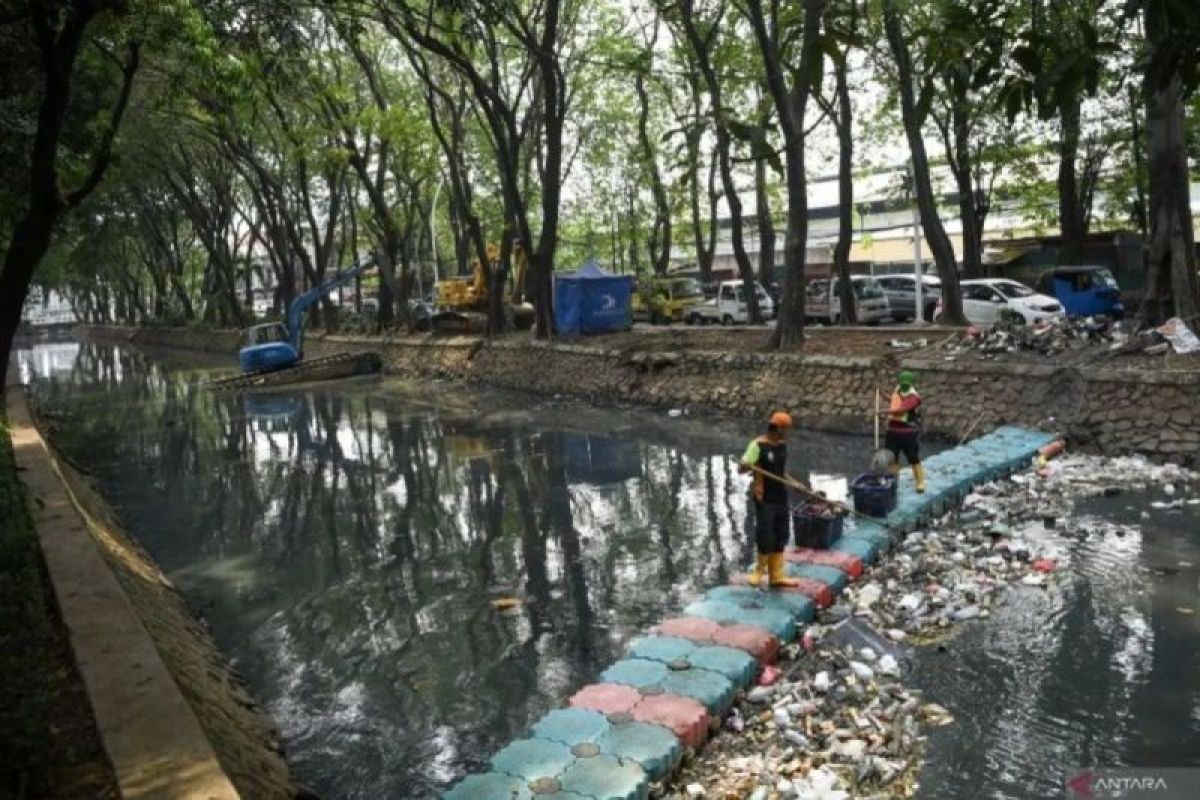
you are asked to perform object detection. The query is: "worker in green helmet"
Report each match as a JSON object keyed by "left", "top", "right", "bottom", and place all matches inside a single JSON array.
[{"left": 886, "top": 370, "right": 926, "bottom": 492}]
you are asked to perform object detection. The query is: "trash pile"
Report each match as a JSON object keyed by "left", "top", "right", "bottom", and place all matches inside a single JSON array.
[
  {"left": 943, "top": 316, "right": 1118, "bottom": 359},
  {"left": 670, "top": 630, "right": 938, "bottom": 800},
  {"left": 669, "top": 454, "right": 1195, "bottom": 799},
  {"left": 1107, "top": 316, "right": 1200, "bottom": 357},
  {"left": 940, "top": 315, "right": 1200, "bottom": 361}
]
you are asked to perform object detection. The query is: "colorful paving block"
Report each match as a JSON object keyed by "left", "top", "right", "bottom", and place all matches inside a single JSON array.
[
  {"left": 781, "top": 562, "right": 849, "bottom": 592},
  {"left": 600, "top": 658, "right": 735, "bottom": 715},
  {"left": 444, "top": 772, "right": 534, "bottom": 799},
  {"left": 703, "top": 585, "right": 815, "bottom": 623},
  {"left": 568, "top": 683, "right": 709, "bottom": 748},
  {"left": 682, "top": 598, "right": 797, "bottom": 642},
  {"left": 627, "top": 636, "right": 759, "bottom": 686},
  {"left": 785, "top": 547, "right": 864, "bottom": 578},
  {"left": 728, "top": 573, "right": 834, "bottom": 608}
]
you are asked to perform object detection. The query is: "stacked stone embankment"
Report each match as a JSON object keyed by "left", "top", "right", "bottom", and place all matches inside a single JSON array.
[{"left": 79, "top": 324, "right": 1200, "bottom": 464}]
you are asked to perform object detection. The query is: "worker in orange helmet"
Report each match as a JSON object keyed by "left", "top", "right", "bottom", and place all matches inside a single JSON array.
[{"left": 739, "top": 410, "right": 799, "bottom": 588}]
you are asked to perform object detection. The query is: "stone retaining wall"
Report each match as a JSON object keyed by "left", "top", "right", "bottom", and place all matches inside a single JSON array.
[{"left": 79, "top": 324, "right": 1200, "bottom": 465}]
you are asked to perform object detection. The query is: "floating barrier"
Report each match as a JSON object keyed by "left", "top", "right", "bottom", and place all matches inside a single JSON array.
[{"left": 444, "top": 426, "right": 1058, "bottom": 798}]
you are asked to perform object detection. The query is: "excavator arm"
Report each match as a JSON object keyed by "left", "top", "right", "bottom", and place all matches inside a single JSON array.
[{"left": 285, "top": 255, "right": 377, "bottom": 357}]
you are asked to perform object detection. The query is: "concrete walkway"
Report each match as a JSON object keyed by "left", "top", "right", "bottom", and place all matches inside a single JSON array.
[
  {"left": 5, "top": 384, "right": 240, "bottom": 800},
  {"left": 445, "top": 425, "right": 1058, "bottom": 799}
]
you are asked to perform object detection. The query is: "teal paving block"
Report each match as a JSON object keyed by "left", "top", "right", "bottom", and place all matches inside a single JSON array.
[
  {"left": 783, "top": 562, "right": 849, "bottom": 592},
  {"left": 600, "top": 658, "right": 735, "bottom": 714},
  {"left": 596, "top": 719, "right": 681, "bottom": 781},
  {"left": 531, "top": 708, "right": 612, "bottom": 746},
  {"left": 629, "top": 635, "right": 758, "bottom": 686},
  {"left": 491, "top": 738, "right": 573, "bottom": 782},
  {"left": 683, "top": 599, "right": 797, "bottom": 642},
  {"left": 529, "top": 709, "right": 680, "bottom": 783},
  {"left": 831, "top": 536, "right": 880, "bottom": 565},
  {"left": 444, "top": 772, "right": 534, "bottom": 800},
  {"left": 558, "top": 753, "right": 648, "bottom": 800},
  {"left": 703, "top": 586, "right": 815, "bottom": 622}
]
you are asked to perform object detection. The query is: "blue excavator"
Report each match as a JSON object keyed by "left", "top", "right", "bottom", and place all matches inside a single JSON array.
[
  {"left": 213, "top": 256, "right": 382, "bottom": 390},
  {"left": 239, "top": 255, "right": 377, "bottom": 373}
]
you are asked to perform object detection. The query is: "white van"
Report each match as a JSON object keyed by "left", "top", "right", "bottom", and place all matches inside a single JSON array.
[
  {"left": 685, "top": 280, "right": 775, "bottom": 325},
  {"left": 805, "top": 276, "right": 891, "bottom": 324}
]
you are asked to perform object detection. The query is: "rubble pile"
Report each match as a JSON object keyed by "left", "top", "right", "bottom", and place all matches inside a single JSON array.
[{"left": 669, "top": 634, "right": 940, "bottom": 800}]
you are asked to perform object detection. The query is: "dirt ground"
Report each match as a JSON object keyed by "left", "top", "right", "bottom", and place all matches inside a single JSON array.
[
  {"left": 483, "top": 323, "right": 1200, "bottom": 371},
  {"left": 0, "top": 419, "right": 118, "bottom": 800}
]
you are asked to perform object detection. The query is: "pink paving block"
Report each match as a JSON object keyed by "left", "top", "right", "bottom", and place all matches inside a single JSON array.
[
  {"left": 631, "top": 693, "right": 710, "bottom": 748},
  {"left": 709, "top": 623, "right": 780, "bottom": 664},
  {"left": 569, "top": 682, "right": 641, "bottom": 715},
  {"left": 730, "top": 573, "right": 834, "bottom": 609},
  {"left": 786, "top": 547, "right": 864, "bottom": 579},
  {"left": 651, "top": 617, "right": 722, "bottom": 643}
]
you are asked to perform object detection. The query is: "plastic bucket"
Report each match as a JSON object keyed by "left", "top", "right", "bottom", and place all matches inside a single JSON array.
[
  {"left": 792, "top": 503, "right": 844, "bottom": 549},
  {"left": 850, "top": 473, "right": 898, "bottom": 518}
]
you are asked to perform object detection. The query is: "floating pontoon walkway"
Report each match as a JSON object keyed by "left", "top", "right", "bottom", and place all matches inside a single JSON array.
[{"left": 444, "top": 425, "right": 1058, "bottom": 799}]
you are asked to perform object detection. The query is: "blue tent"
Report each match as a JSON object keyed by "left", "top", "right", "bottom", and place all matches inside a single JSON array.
[{"left": 554, "top": 260, "right": 633, "bottom": 335}]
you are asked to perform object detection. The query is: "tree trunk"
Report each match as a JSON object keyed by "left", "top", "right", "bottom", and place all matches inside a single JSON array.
[
  {"left": 634, "top": 29, "right": 672, "bottom": 276},
  {"left": 1138, "top": 70, "right": 1199, "bottom": 325},
  {"left": 678, "top": 0, "right": 762, "bottom": 324},
  {"left": 832, "top": 58, "right": 857, "bottom": 325},
  {"left": 744, "top": 0, "right": 824, "bottom": 346},
  {"left": 755, "top": 155, "right": 776, "bottom": 287},
  {"left": 882, "top": 0, "right": 965, "bottom": 325},
  {"left": 950, "top": 103, "right": 984, "bottom": 280},
  {"left": 1057, "top": 97, "right": 1086, "bottom": 265}
]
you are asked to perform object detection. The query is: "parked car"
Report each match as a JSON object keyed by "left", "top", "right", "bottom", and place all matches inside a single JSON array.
[
  {"left": 805, "top": 275, "right": 890, "bottom": 324},
  {"left": 685, "top": 280, "right": 775, "bottom": 325},
  {"left": 1034, "top": 266, "right": 1124, "bottom": 318},
  {"left": 876, "top": 274, "right": 942, "bottom": 322},
  {"left": 934, "top": 278, "right": 1064, "bottom": 326}
]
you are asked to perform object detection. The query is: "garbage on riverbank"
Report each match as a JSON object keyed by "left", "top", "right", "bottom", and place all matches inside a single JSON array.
[
  {"left": 667, "top": 454, "right": 1195, "bottom": 799},
  {"left": 943, "top": 316, "right": 1117, "bottom": 359}
]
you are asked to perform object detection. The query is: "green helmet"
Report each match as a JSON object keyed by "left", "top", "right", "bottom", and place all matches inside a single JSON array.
[{"left": 898, "top": 370, "right": 916, "bottom": 389}]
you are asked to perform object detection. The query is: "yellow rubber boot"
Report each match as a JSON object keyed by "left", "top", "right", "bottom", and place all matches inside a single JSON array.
[
  {"left": 768, "top": 553, "right": 799, "bottom": 588},
  {"left": 913, "top": 463, "right": 927, "bottom": 493},
  {"left": 748, "top": 554, "right": 768, "bottom": 587},
  {"left": 887, "top": 461, "right": 900, "bottom": 476}
]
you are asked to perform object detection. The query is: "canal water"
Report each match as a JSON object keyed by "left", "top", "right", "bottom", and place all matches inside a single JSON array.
[{"left": 16, "top": 341, "right": 1199, "bottom": 799}]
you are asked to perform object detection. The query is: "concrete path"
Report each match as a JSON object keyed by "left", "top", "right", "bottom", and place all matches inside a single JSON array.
[
  {"left": 5, "top": 384, "right": 240, "bottom": 800},
  {"left": 445, "top": 425, "right": 1058, "bottom": 800}
]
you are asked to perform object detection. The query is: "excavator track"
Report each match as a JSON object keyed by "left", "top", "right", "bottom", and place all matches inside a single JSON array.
[{"left": 209, "top": 351, "right": 382, "bottom": 392}]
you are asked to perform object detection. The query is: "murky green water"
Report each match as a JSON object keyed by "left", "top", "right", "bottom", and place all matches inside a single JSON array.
[
  {"left": 17, "top": 341, "right": 873, "bottom": 798},
  {"left": 17, "top": 341, "right": 1199, "bottom": 799}
]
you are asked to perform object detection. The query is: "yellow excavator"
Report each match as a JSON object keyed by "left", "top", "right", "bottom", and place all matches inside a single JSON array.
[{"left": 431, "top": 242, "right": 534, "bottom": 333}]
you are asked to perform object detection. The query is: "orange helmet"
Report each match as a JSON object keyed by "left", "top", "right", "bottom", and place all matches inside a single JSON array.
[{"left": 769, "top": 411, "right": 793, "bottom": 429}]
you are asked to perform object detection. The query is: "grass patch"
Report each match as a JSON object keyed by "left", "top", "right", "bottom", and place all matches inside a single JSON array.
[{"left": 0, "top": 416, "right": 116, "bottom": 799}]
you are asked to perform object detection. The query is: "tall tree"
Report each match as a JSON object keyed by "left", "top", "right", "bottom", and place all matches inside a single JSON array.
[
  {"left": 740, "top": 0, "right": 827, "bottom": 345},
  {"left": 1136, "top": 0, "right": 1200, "bottom": 324},
  {"left": 0, "top": 1, "right": 139, "bottom": 386},
  {"left": 667, "top": 0, "right": 764, "bottom": 324},
  {"left": 880, "top": 0, "right": 966, "bottom": 325}
]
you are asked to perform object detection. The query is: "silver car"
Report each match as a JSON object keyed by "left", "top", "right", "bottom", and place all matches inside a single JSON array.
[{"left": 876, "top": 274, "right": 942, "bottom": 322}]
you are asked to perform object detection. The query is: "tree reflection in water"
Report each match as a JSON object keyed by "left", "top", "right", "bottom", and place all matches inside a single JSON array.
[{"left": 20, "top": 341, "right": 869, "bottom": 799}]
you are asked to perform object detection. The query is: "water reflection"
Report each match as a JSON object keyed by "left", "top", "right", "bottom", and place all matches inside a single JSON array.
[{"left": 17, "top": 341, "right": 872, "bottom": 799}]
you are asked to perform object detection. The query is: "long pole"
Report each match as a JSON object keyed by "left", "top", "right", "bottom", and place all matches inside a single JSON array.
[
  {"left": 909, "top": 161, "right": 925, "bottom": 326},
  {"left": 874, "top": 387, "right": 881, "bottom": 450},
  {"left": 739, "top": 461, "right": 882, "bottom": 526}
]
